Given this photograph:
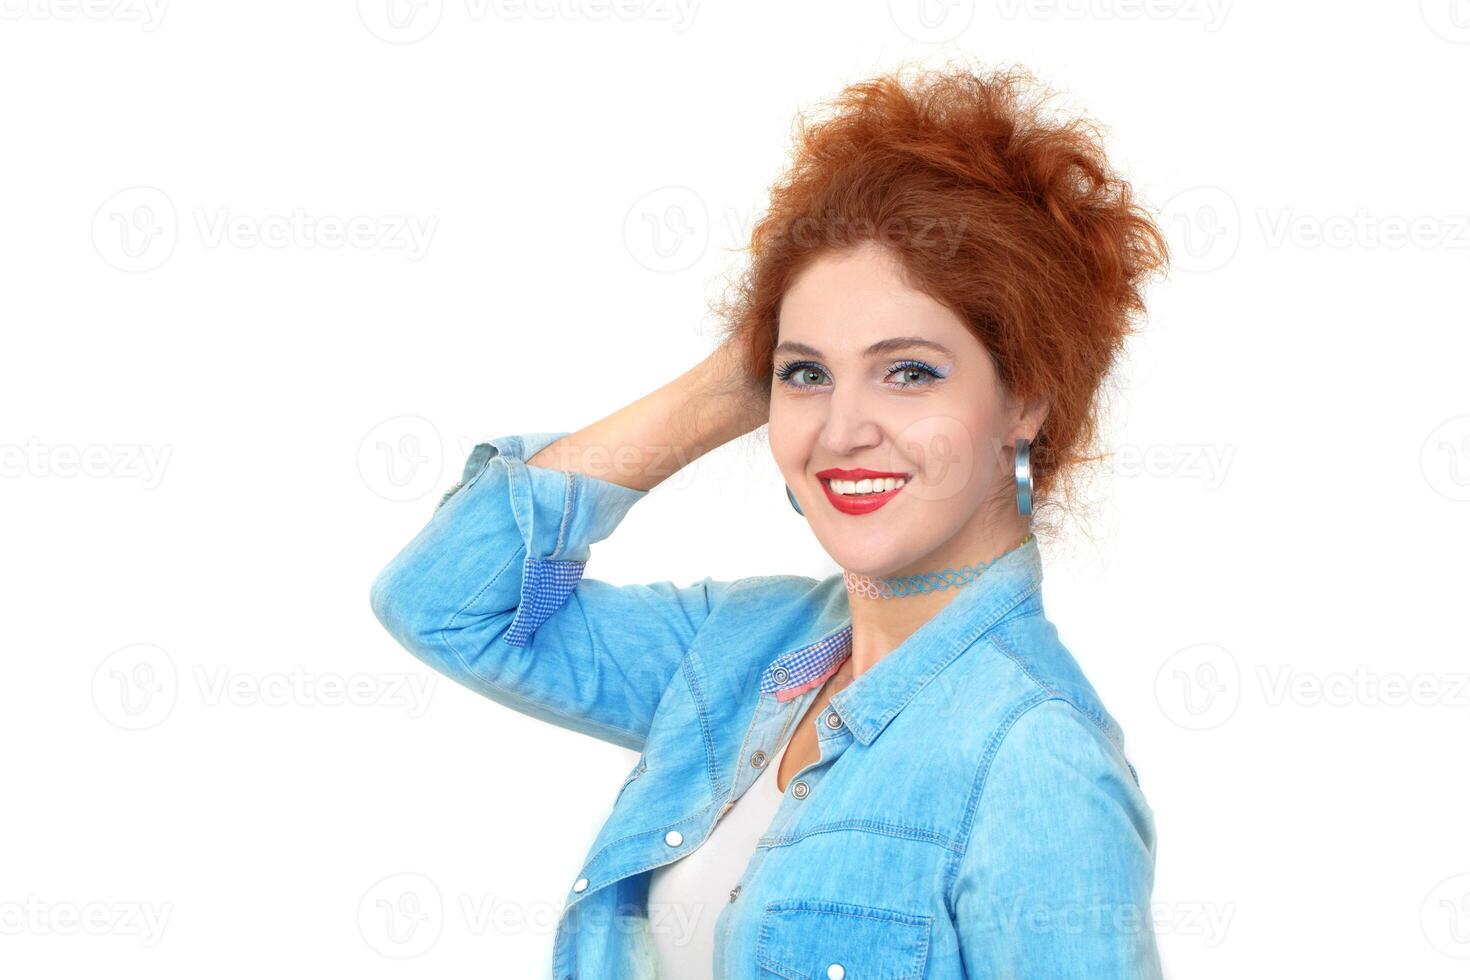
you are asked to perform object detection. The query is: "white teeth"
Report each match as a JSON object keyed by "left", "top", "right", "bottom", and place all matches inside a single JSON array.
[{"left": 827, "top": 477, "right": 905, "bottom": 496}]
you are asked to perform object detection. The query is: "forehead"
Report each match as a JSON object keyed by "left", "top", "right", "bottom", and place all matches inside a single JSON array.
[{"left": 777, "top": 244, "right": 973, "bottom": 357}]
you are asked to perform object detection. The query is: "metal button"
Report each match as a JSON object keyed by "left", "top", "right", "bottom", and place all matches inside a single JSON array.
[
  {"left": 827, "top": 964, "right": 845, "bottom": 980},
  {"left": 772, "top": 666, "right": 790, "bottom": 684},
  {"left": 729, "top": 885, "right": 741, "bottom": 903},
  {"left": 824, "top": 710, "right": 841, "bottom": 729},
  {"left": 791, "top": 780, "right": 809, "bottom": 799},
  {"left": 750, "top": 750, "right": 767, "bottom": 768},
  {"left": 572, "top": 877, "right": 588, "bottom": 893},
  {"left": 664, "top": 830, "right": 684, "bottom": 847}
]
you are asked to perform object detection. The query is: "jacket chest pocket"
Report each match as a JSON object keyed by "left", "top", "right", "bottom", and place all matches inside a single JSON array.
[{"left": 756, "top": 899, "right": 932, "bottom": 979}]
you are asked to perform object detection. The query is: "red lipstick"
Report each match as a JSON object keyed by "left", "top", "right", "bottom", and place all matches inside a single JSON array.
[{"left": 814, "top": 467, "right": 910, "bottom": 516}]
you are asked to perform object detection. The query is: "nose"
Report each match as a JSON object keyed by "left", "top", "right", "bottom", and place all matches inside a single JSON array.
[{"left": 817, "top": 384, "right": 882, "bottom": 456}]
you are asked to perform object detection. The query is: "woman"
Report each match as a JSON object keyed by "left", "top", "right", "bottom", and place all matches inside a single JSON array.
[{"left": 371, "top": 63, "right": 1168, "bottom": 979}]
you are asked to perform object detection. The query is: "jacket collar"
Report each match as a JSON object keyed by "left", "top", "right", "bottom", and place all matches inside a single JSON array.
[{"left": 758, "top": 535, "right": 1044, "bottom": 746}]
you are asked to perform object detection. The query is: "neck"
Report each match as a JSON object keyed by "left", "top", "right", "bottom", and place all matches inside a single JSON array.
[{"left": 841, "top": 516, "right": 1033, "bottom": 680}]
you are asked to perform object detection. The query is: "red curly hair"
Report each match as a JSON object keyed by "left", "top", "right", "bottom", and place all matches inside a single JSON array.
[{"left": 713, "top": 62, "right": 1168, "bottom": 527}]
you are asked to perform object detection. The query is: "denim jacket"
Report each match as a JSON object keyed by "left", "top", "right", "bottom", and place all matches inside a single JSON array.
[{"left": 369, "top": 430, "right": 1163, "bottom": 979}]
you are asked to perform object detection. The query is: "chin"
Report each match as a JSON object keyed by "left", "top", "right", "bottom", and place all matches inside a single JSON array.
[{"left": 825, "top": 544, "right": 920, "bottom": 579}]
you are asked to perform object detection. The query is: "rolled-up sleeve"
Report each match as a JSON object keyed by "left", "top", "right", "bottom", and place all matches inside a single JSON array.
[
  {"left": 950, "top": 698, "right": 1163, "bottom": 978},
  {"left": 369, "top": 431, "right": 731, "bottom": 751}
]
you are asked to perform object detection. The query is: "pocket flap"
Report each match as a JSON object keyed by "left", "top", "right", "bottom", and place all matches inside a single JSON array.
[{"left": 756, "top": 899, "right": 932, "bottom": 979}]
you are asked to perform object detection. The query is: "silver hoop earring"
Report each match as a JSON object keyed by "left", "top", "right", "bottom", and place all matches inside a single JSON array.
[
  {"left": 785, "top": 483, "right": 804, "bottom": 515},
  {"left": 1014, "top": 437, "right": 1033, "bottom": 517}
]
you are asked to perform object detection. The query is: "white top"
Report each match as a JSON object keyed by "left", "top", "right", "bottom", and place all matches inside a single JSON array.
[{"left": 647, "top": 741, "right": 790, "bottom": 978}]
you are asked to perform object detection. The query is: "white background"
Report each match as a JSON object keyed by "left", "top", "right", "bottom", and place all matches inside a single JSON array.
[{"left": 3, "top": 1, "right": 1468, "bottom": 977}]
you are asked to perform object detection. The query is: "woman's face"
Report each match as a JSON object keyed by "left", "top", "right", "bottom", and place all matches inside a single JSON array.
[{"left": 768, "top": 241, "right": 1044, "bottom": 577}]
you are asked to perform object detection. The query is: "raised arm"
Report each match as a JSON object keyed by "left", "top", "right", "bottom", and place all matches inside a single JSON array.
[
  {"left": 368, "top": 344, "right": 768, "bottom": 752},
  {"left": 521, "top": 339, "right": 767, "bottom": 492}
]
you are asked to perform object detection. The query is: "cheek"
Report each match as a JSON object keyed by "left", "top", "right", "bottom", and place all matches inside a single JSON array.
[
  {"left": 891, "top": 402, "right": 1006, "bottom": 506},
  {"left": 766, "top": 405, "right": 811, "bottom": 476},
  {"left": 889, "top": 414, "right": 978, "bottom": 506}
]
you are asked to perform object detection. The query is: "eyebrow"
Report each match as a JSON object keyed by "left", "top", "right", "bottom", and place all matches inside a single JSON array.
[{"left": 772, "top": 336, "right": 956, "bottom": 360}]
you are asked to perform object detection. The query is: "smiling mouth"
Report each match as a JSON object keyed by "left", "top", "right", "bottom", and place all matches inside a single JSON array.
[{"left": 820, "top": 475, "right": 908, "bottom": 497}]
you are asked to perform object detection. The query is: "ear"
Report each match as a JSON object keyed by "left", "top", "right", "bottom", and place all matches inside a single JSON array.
[{"left": 1008, "top": 393, "right": 1050, "bottom": 444}]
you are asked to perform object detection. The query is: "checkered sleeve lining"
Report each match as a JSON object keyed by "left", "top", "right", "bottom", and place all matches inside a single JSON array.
[
  {"left": 503, "top": 557, "right": 588, "bottom": 647},
  {"left": 431, "top": 433, "right": 648, "bottom": 650}
]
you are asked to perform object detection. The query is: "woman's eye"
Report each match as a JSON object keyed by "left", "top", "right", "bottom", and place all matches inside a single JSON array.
[
  {"left": 887, "top": 361, "right": 944, "bottom": 388},
  {"left": 776, "top": 362, "right": 829, "bottom": 390},
  {"left": 797, "top": 367, "right": 827, "bottom": 386},
  {"left": 775, "top": 359, "right": 944, "bottom": 391}
]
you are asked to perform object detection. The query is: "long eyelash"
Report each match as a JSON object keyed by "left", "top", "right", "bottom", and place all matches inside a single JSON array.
[
  {"left": 774, "top": 358, "right": 947, "bottom": 390},
  {"left": 888, "top": 359, "right": 946, "bottom": 387},
  {"left": 774, "top": 359, "right": 825, "bottom": 388}
]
